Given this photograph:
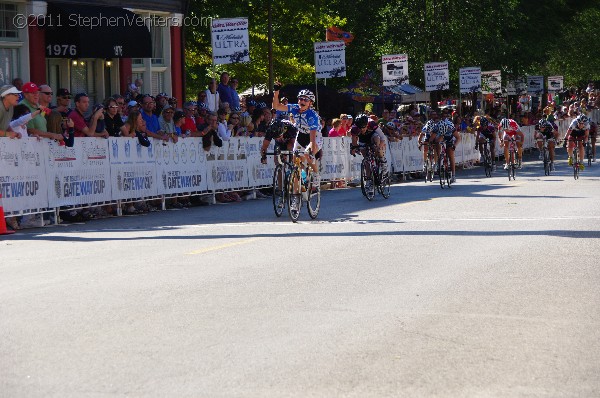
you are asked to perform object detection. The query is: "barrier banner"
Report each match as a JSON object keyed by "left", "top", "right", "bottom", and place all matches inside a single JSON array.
[
  {"left": 321, "top": 138, "right": 346, "bottom": 180},
  {"left": 403, "top": 138, "right": 423, "bottom": 172},
  {"left": 342, "top": 137, "right": 361, "bottom": 180},
  {"left": 47, "top": 138, "right": 111, "bottom": 207},
  {"left": 109, "top": 137, "right": 158, "bottom": 200},
  {"left": 387, "top": 139, "right": 404, "bottom": 173},
  {"left": 0, "top": 137, "right": 49, "bottom": 212},
  {"left": 459, "top": 133, "right": 479, "bottom": 163},
  {"left": 246, "top": 137, "right": 274, "bottom": 187},
  {"left": 206, "top": 139, "right": 248, "bottom": 191},
  {"left": 155, "top": 138, "right": 208, "bottom": 195},
  {"left": 211, "top": 18, "right": 250, "bottom": 65}
]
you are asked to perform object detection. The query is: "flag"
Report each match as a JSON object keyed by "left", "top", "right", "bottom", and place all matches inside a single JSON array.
[{"left": 326, "top": 26, "right": 354, "bottom": 45}]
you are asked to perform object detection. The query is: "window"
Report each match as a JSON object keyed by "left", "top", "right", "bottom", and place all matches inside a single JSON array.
[
  {"left": 0, "top": 4, "right": 18, "bottom": 39},
  {"left": 0, "top": 47, "right": 18, "bottom": 85},
  {"left": 150, "top": 18, "right": 164, "bottom": 65},
  {"left": 151, "top": 71, "right": 164, "bottom": 96}
]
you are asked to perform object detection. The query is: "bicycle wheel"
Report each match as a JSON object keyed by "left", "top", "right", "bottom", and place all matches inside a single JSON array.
[
  {"left": 287, "top": 168, "right": 302, "bottom": 222},
  {"left": 446, "top": 161, "right": 452, "bottom": 188},
  {"left": 484, "top": 146, "right": 492, "bottom": 177},
  {"left": 507, "top": 149, "right": 513, "bottom": 181},
  {"left": 272, "top": 164, "right": 285, "bottom": 217},
  {"left": 438, "top": 153, "right": 447, "bottom": 189},
  {"left": 360, "top": 158, "right": 375, "bottom": 200},
  {"left": 379, "top": 167, "right": 391, "bottom": 199},
  {"left": 543, "top": 147, "right": 550, "bottom": 176},
  {"left": 425, "top": 156, "right": 434, "bottom": 182},
  {"left": 306, "top": 171, "right": 321, "bottom": 219},
  {"left": 573, "top": 149, "right": 579, "bottom": 180},
  {"left": 586, "top": 144, "right": 592, "bottom": 166}
]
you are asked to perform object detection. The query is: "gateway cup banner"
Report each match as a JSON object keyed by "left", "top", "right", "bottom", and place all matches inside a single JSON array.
[
  {"left": 382, "top": 54, "right": 409, "bottom": 87},
  {"left": 314, "top": 41, "right": 346, "bottom": 78},
  {"left": 46, "top": 139, "right": 111, "bottom": 207},
  {"left": 154, "top": 138, "right": 209, "bottom": 195},
  {"left": 459, "top": 67, "right": 482, "bottom": 94},
  {"left": 109, "top": 137, "right": 158, "bottom": 200},
  {"left": 211, "top": 18, "right": 250, "bottom": 65},
  {"left": 424, "top": 61, "right": 450, "bottom": 91}
]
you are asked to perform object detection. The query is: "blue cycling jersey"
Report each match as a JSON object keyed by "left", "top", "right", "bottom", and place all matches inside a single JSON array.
[{"left": 287, "top": 104, "right": 320, "bottom": 135}]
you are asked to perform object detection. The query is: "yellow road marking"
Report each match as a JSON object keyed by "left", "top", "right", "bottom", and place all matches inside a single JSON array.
[{"left": 187, "top": 238, "right": 262, "bottom": 255}]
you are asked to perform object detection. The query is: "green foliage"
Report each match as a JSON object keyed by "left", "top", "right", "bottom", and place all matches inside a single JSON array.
[{"left": 184, "top": 0, "right": 600, "bottom": 99}]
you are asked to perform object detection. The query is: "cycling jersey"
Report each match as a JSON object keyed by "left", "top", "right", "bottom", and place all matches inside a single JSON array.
[
  {"left": 477, "top": 125, "right": 496, "bottom": 140},
  {"left": 537, "top": 125, "right": 556, "bottom": 139},
  {"left": 264, "top": 119, "right": 297, "bottom": 142},
  {"left": 288, "top": 104, "right": 322, "bottom": 152},
  {"left": 421, "top": 119, "right": 439, "bottom": 139},
  {"left": 568, "top": 118, "right": 590, "bottom": 132},
  {"left": 501, "top": 119, "right": 521, "bottom": 137}
]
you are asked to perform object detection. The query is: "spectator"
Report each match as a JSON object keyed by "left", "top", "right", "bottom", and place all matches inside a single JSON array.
[
  {"left": 158, "top": 106, "right": 178, "bottom": 142},
  {"left": 111, "top": 94, "right": 126, "bottom": 120},
  {"left": 173, "top": 110, "right": 186, "bottom": 135},
  {"left": 227, "top": 112, "right": 245, "bottom": 136},
  {"left": 20, "top": 82, "right": 62, "bottom": 141},
  {"left": 126, "top": 100, "right": 139, "bottom": 117},
  {"left": 275, "top": 97, "right": 289, "bottom": 120},
  {"left": 229, "top": 77, "right": 240, "bottom": 109},
  {"left": 38, "top": 84, "right": 54, "bottom": 109},
  {"left": 204, "top": 78, "right": 220, "bottom": 112},
  {"left": 53, "top": 88, "right": 72, "bottom": 118},
  {"left": 217, "top": 72, "right": 233, "bottom": 106},
  {"left": 195, "top": 102, "right": 208, "bottom": 126},
  {"left": 104, "top": 97, "right": 124, "bottom": 137},
  {"left": 139, "top": 94, "right": 168, "bottom": 141},
  {"left": 126, "top": 78, "right": 143, "bottom": 100},
  {"left": 154, "top": 92, "right": 169, "bottom": 116},
  {"left": 68, "top": 93, "right": 108, "bottom": 138},
  {"left": 182, "top": 101, "right": 199, "bottom": 136},
  {"left": 8, "top": 104, "right": 41, "bottom": 138},
  {"left": 328, "top": 118, "right": 344, "bottom": 137},
  {"left": 247, "top": 107, "right": 264, "bottom": 137},
  {"left": 0, "top": 85, "right": 21, "bottom": 136},
  {"left": 216, "top": 107, "right": 232, "bottom": 141},
  {"left": 322, "top": 118, "right": 333, "bottom": 137},
  {"left": 11, "top": 78, "right": 23, "bottom": 101},
  {"left": 192, "top": 111, "right": 222, "bottom": 151},
  {"left": 46, "top": 110, "right": 74, "bottom": 147}
]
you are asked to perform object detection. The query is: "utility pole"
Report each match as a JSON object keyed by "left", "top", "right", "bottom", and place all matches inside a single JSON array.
[{"left": 268, "top": 0, "right": 274, "bottom": 95}]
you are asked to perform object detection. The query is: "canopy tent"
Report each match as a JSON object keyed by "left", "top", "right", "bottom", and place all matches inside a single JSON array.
[
  {"left": 388, "top": 84, "right": 430, "bottom": 103},
  {"left": 340, "top": 73, "right": 429, "bottom": 104},
  {"left": 239, "top": 85, "right": 268, "bottom": 98}
]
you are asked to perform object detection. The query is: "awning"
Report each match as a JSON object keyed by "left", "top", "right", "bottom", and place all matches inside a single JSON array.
[{"left": 45, "top": 3, "right": 152, "bottom": 58}]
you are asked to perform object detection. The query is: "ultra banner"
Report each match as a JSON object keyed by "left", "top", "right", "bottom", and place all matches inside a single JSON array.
[
  {"left": 481, "top": 70, "right": 501, "bottom": 95},
  {"left": 211, "top": 18, "right": 250, "bottom": 65},
  {"left": 0, "top": 137, "right": 49, "bottom": 212},
  {"left": 424, "top": 61, "right": 450, "bottom": 91},
  {"left": 459, "top": 67, "right": 482, "bottom": 94},
  {"left": 46, "top": 139, "right": 111, "bottom": 208},
  {"left": 382, "top": 54, "right": 409, "bottom": 87},
  {"left": 314, "top": 41, "right": 346, "bottom": 78}
]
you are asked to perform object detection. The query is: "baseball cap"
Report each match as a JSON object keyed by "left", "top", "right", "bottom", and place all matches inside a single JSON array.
[
  {"left": 57, "top": 88, "right": 71, "bottom": 97},
  {"left": 173, "top": 110, "right": 185, "bottom": 122},
  {"left": 0, "top": 85, "right": 21, "bottom": 97},
  {"left": 21, "top": 82, "right": 39, "bottom": 93},
  {"left": 127, "top": 100, "right": 138, "bottom": 108}
]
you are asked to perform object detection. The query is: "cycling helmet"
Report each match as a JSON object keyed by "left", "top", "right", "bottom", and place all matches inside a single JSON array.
[
  {"left": 197, "top": 102, "right": 208, "bottom": 110},
  {"left": 538, "top": 118, "right": 552, "bottom": 129},
  {"left": 499, "top": 118, "right": 511, "bottom": 129},
  {"left": 479, "top": 117, "right": 489, "bottom": 127},
  {"left": 577, "top": 114, "right": 589, "bottom": 124},
  {"left": 232, "top": 106, "right": 242, "bottom": 112},
  {"left": 297, "top": 89, "right": 316, "bottom": 102},
  {"left": 354, "top": 114, "right": 369, "bottom": 128},
  {"left": 386, "top": 121, "right": 396, "bottom": 129},
  {"left": 247, "top": 100, "right": 257, "bottom": 107},
  {"left": 266, "top": 119, "right": 285, "bottom": 137}
]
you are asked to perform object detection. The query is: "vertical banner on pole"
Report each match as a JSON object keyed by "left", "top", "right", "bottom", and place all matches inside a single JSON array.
[
  {"left": 459, "top": 67, "right": 482, "bottom": 94},
  {"left": 211, "top": 18, "right": 250, "bottom": 65},
  {"left": 482, "top": 70, "right": 502, "bottom": 95},
  {"left": 424, "top": 61, "right": 450, "bottom": 91},
  {"left": 382, "top": 54, "right": 409, "bottom": 87},
  {"left": 314, "top": 41, "right": 346, "bottom": 78},
  {"left": 527, "top": 75, "right": 544, "bottom": 97},
  {"left": 547, "top": 76, "right": 563, "bottom": 93}
]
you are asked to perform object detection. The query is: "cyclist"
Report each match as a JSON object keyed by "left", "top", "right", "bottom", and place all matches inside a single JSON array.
[
  {"left": 350, "top": 116, "right": 388, "bottom": 170},
  {"left": 564, "top": 114, "right": 589, "bottom": 170},
  {"left": 534, "top": 118, "right": 559, "bottom": 171},
  {"left": 272, "top": 83, "right": 322, "bottom": 209},
  {"left": 417, "top": 110, "right": 440, "bottom": 170},
  {"left": 499, "top": 118, "right": 524, "bottom": 169},
  {"left": 437, "top": 117, "right": 461, "bottom": 183},
  {"left": 474, "top": 116, "right": 497, "bottom": 170},
  {"left": 260, "top": 118, "right": 297, "bottom": 164}
]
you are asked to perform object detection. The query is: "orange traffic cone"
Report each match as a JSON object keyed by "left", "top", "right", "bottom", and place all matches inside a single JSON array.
[{"left": 0, "top": 194, "right": 15, "bottom": 235}]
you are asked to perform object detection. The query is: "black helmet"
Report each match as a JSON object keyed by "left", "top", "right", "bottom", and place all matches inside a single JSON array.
[
  {"left": 479, "top": 117, "right": 489, "bottom": 127},
  {"left": 266, "top": 119, "right": 285, "bottom": 137},
  {"left": 354, "top": 114, "right": 369, "bottom": 128}
]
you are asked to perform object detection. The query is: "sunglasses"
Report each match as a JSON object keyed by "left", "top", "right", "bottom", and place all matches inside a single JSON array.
[
  {"left": 41, "top": 91, "right": 53, "bottom": 95},
  {"left": 164, "top": 110, "right": 174, "bottom": 114},
  {"left": 116, "top": 102, "right": 124, "bottom": 106},
  {"left": 61, "top": 96, "right": 72, "bottom": 99},
  {"left": 108, "top": 105, "right": 119, "bottom": 109},
  {"left": 230, "top": 116, "right": 239, "bottom": 120},
  {"left": 298, "top": 97, "right": 310, "bottom": 102}
]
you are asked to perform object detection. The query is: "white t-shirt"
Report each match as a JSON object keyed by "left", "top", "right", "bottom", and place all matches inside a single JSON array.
[{"left": 204, "top": 90, "right": 220, "bottom": 112}]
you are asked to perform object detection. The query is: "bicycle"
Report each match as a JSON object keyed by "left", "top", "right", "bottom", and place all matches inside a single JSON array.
[
  {"left": 359, "top": 145, "right": 391, "bottom": 200},
  {"left": 438, "top": 140, "right": 452, "bottom": 188},
  {"left": 585, "top": 136, "right": 593, "bottom": 167},
  {"left": 505, "top": 137, "right": 518, "bottom": 181},
  {"left": 266, "top": 148, "right": 293, "bottom": 217},
  {"left": 287, "top": 150, "right": 320, "bottom": 222},
  {"left": 571, "top": 138, "right": 584, "bottom": 180},
  {"left": 540, "top": 137, "right": 554, "bottom": 176},
  {"left": 479, "top": 138, "right": 493, "bottom": 178},
  {"left": 421, "top": 141, "right": 435, "bottom": 183}
]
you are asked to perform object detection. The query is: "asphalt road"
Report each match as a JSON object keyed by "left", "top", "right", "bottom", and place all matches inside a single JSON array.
[{"left": 2, "top": 149, "right": 599, "bottom": 397}]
